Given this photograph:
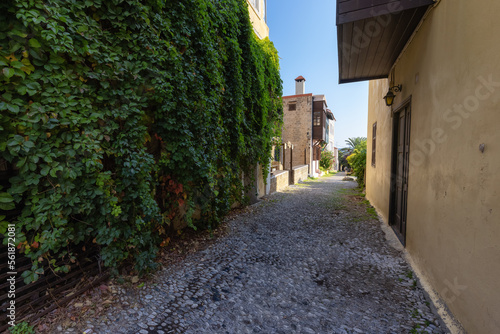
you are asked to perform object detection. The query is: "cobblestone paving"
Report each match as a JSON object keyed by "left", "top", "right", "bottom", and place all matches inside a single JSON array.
[{"left": 66, "top": 174, "right": 447, "bottom": 334}]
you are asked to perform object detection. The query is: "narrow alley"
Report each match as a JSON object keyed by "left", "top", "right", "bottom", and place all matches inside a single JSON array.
[{"left": 56, "top": 174, "right": 446, "bottom": 334}]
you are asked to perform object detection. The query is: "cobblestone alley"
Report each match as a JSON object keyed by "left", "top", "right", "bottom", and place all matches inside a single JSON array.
[{"left": 54, "top": 173, "right": 447, "bottom": 334}]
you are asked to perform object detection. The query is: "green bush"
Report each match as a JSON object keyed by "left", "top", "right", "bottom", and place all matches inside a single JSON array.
[
  {"left": 0, "top": 0, "right": 282, "bottom": 281},
  {"left": 319, "top": 149, "right": 335, "bottom": 171},
  {"left": 9, "top": 321, "right": 35, "bottom": 334},
  {"left": 347, "top": 140, "right": 367, "bottom": 188}
]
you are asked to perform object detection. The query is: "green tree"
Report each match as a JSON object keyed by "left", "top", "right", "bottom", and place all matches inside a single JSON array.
[
  {"left": 338, "top": 137, "right": 367, "bottom": 171},
  {"left": 345, "top": 137, "right": 367, "bottom": 150},
  {"left": 338, "top": 147, "right": 351, "bottom": 170}
]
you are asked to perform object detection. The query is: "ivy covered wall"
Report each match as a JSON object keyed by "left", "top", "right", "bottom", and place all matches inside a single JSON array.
[{"left": 0, "top": 0, "right": 282, "bottom": 282}]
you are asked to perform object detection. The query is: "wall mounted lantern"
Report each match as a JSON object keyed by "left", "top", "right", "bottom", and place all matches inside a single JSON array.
[{"left": 383, "top": 84, "right": 402, "bottom": 106}]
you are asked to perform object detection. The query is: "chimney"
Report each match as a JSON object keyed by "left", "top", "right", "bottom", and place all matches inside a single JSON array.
[{"left": 295, "top": 76, "right": 306, "bottom": 95}]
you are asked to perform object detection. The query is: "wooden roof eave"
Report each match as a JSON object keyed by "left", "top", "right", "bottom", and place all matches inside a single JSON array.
[{"left": 336, "top": 0, "right": 435, "bottom": 84}]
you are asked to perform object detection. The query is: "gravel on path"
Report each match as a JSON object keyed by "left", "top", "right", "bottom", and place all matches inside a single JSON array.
[{"left": 56, "top": 173, "right": 447, "bottom": 334}]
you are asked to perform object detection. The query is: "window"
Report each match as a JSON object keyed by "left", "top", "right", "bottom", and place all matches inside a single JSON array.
[
  {"left": 250, "top": 0, "right": 259, "bottom": 12},
  {"left": 313, "top": 146, "right": 321, "bottom": 160},
  {"left": 313, "top": 112, "right": 321, "bottom": 126},
  {"left": 372, "top": 122, "right": 377, "bottom": 166},
  {"left": 263, "top": 0, "right": 267, "bottom": 22},
  {"left": 289, "top": 102, "right": 296, "bottom": 111}
]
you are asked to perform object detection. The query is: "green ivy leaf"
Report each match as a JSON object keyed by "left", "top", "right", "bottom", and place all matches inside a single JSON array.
[
  {"left": 7, "top": 104, "right": 20, "bottom": 113},
  {"left": 0, "top": 219, "right": 9, "bottom": 234},
  {"left": 11, "top": 61, "right": 24, "bottom": 69},
  {"left": 0, "top": 0, "right": 282, "bottom": 279},
  {"left": 11, "top": 30, "right": 28, "bottom": 38},
  {"left": 0, "top": 192, "right": 14, "bottom": 203},
  {"left": 40, "top": 166, "right": 50, "bottom": 176},
  {"left": 29, "top": 38, "right": 42, "bottom": 48},
  {"left": 23, "top": 141, "right": 35, "bottom": 148},
  {"left": 17, "top": 85, "right": 27, "bottom": 95},
  {"left": 77, "top": 25, "right": 88, "bottom": 33},
  {"left": 0, "top": 192, "right": 15, "bottom": 211},
  {"left": 2, "top": 67, "right": 15, "bottom": 79},
  {"left": 49, "top": 168, "right": 58, "bottom": 178},
  {"left": 0, "top": 202, "right": 15, "bottom": 211}
]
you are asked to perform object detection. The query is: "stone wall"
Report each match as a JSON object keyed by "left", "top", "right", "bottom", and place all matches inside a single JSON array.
[
  {"left": 269, "top": 170, "right": 289, "bottom": 194},
  {"left": 290, "top": 165, "right": 309, "bottom": 184},
  {"left": 282, "top": 94, "right": 313, "bottom": 169}
]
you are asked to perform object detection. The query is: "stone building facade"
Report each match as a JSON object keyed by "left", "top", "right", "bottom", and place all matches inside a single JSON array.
[
  {"left": 281, "top": 76, "right": 335, "bottom": 177},
  {"left": 282, "top": 93, "right": 313, "bottom": 169}
]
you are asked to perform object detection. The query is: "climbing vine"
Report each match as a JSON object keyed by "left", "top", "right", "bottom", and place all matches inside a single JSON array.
[{"left": 0, "top": 0, "right": 282, "bottom": 282}]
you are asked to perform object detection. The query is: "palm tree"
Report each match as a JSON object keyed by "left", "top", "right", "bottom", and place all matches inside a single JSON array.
[
  {"left": 338, "top": 137, "right": 367, "bottom": 171},
  {"left": 345, "top": 137, "right": 367, "bottom": 150}
]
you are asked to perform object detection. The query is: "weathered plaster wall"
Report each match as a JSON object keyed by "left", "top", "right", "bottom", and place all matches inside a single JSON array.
[
  {"left": 334, "top": 147, "right": 339, "bottom": 171},
  {"left": 326, "top": 118, "right": 335, "bottom": 152},
  {"left": 366, "top": 1, "right": 500, "bottom": 333},
  {"left": 366, "top": 79, "right": 391, "bottom": 223},
  {"left": 256, "top": 163, "right": 267, "bottom": 198},
  {"left": 310, "top": 160, "right": 320, "bottom": 177}
]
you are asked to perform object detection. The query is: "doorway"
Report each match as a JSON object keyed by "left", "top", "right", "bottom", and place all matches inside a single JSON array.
[{"left": 389, "top": 98, "right": 411, "bottom": 246}]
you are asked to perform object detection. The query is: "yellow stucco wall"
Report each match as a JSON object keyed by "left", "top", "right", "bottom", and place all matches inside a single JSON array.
[
  {"left": 247, "top": 0, "right": 269, "bottom": 39},
  {"left": 366, "top": 1, "right": 500, "bottom": 333},
  {"left": 366, "top": 79, "right": 391, "bottom": 223}
]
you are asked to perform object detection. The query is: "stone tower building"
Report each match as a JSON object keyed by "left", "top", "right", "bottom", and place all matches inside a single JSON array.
[{"left": 281, "top": 76, "right": 335, "bottom": 176}]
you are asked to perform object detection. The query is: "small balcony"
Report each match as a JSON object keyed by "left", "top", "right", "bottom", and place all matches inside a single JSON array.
[{"left": 312, "top": 100, "right": 327, "bottom": 141}]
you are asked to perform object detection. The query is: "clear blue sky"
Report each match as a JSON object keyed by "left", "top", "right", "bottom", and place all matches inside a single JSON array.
[{"left": 267, "top": 0, "right": 369, "bottom": 149}]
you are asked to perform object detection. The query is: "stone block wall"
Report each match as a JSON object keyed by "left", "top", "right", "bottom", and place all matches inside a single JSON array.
[
  {"left": 282, "top": 94, "right": 312, "bottom": 169},
  {"left": 291, "top": 165, "right": 309, "bottom": 184},
  {"left": 269, "top": 170, "right": 289, "bottom": 194}
]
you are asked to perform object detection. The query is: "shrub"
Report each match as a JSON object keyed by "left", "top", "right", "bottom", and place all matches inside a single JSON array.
[
  {"left": 320, "top": 150, "right": 335, "bottom": 171},
  {"left": 347, "top": 140, "right": 367, "bottom": 188},
  {"left": 0, "top": 0, "right": 282, "bottom": 281},
  {"left": 9, "top": 321, "right": 35, "bottom": 334}
]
